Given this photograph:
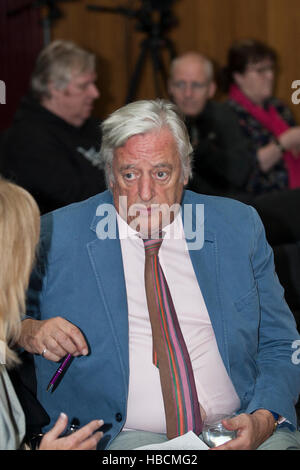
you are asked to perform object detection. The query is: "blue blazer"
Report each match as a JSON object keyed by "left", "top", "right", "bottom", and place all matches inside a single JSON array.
[{"left": 27, "top": 190, "right": 300, "bottom": 449}]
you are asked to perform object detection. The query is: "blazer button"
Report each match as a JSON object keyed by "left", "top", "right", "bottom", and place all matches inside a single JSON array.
[{"left": 115, "top": 413, "right": 122, "bottom": 422}]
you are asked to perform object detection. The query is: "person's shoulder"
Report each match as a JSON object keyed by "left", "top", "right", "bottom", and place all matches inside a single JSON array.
[
  {"left": 183, "top": 189, "right": 249, "bottom": 208},
  {"left": 268, "top": 97, "right": 296, "bottom": 124},
  {"left": 268, "top": 96, "right": 285, "bottom": 107},
  {"left": 225, "top": 97, "right": 244, "bottom": 113},
  {"left": 85, "top": 116, "right": 102, "bottom": 127},
  {"left": 81, "top": 116, "right": 102, "bottom": 135},
  {"left": 183, "top": 190, "right": 255, "bottom": 222},
  {"left": 41, "top": 190, "right": 112, "bottom": 235},
  {"left": 183, "top": 190, "right": 259, "bottom": 243},
  {"left": 5, "top": 98, "right": 59, "bottom": 145},
  {"left": 37, "top": 191, "right": 114, "bottom": 260},
  {"left": 207, "top": 99, "right": 240, "bottom": 123},
  {"left": 208, "top": 99, "right": 230, "bottom": 112}
]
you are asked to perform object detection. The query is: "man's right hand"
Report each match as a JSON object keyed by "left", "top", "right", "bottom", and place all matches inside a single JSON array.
[{"left": 18, "top": 317, "right": 89, "bottom": 362}]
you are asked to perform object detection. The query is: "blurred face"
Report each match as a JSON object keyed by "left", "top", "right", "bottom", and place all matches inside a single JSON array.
[
  {"left": 169, "top": 56, "right": 216, "bottom": 117},
  {"left": 110, "top": 128, "right": 187, "bottom": 238},
  {"left": 234, "top": 59, "right": 275, "bottom": 104},
  {"left": 49, "top": 69, "right": 100, "bottom": 126}
]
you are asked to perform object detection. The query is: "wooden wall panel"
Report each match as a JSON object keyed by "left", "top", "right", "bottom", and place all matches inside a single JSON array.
[
  {"left": 20, "top": 0, "right": 300, "bottom": 124},
  {"left": 48, "top": 0, "right": 129, "bottom": 116},
  {"left": 267, "top": 0, "right": 300, "bottom": 117}
]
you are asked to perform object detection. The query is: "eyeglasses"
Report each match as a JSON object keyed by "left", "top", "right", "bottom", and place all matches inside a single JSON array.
[
  {"left": 246, "top": 64, "right": 275, "bottom": 74},
  {"left": 171, "top": 80, "right": 210, "bottom": 91}
]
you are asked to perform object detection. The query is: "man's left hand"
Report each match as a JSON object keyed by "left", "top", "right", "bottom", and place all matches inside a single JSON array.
[{"left": 211, "top": 409, "right": 276, "bottom": 450}]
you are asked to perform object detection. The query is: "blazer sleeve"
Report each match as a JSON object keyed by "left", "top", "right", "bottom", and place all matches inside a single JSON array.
[
  {"left": 245, "top": 206, "right": 300, "bottom": 426},
  {"left": 25, "top": 214, "right": 52, "bottom": 321}
]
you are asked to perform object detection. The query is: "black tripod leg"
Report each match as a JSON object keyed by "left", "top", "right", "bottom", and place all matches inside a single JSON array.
[
  {"left": 164, "top": 37, "right": 177, "bottom": 60},
  {"left": 126, "top": 38, "right": 149, "bottom": 103},
  {"left": 158, "top": 38, "right": 177, "bottom": 84},
  {"left": 149, "top": 37, "right": 177, "bottom": 97},
  {"left": 149, "top": 43, "right": 164, "bottom": 97}
]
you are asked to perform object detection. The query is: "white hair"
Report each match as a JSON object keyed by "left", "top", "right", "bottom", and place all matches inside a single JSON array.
[
  {"left": 31, "top": 40, "right": 95, "bottom": 101},
  {"left": 100, "top": 99, "right": 193, "bottom": 187}
]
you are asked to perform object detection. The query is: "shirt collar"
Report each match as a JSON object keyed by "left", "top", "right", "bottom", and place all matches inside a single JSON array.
[{"left": 116, "top": 211, "right": 185, "bottom": 241}]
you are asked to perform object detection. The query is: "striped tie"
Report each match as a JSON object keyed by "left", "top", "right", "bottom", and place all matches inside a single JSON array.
[{"left": 143, "top": 238, "right": 202, "bottom": 439}]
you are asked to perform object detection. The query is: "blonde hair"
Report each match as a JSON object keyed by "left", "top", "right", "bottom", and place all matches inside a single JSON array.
[{"left": 0, "top": 179, "right": 40, "bottom": 368}]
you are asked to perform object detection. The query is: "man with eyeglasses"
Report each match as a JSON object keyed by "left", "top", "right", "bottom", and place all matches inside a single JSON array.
[
  {"left": 168, "top": 52, "right": 255, "bottom": 200},
  {"left": 168, "top": 52, "right": 300, "bottom": 354}
]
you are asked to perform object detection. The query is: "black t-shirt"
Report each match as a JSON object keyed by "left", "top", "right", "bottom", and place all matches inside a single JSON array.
[{"left": 0, "top": 95, "right": 106, "bottom": 214}]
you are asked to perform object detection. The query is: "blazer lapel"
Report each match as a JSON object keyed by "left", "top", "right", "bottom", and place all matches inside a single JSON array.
[
  {"left": 87, "top": 195, "right": 129, "bottom": 380},
  {"left": 85, "top": 190, "right": 230, "bottom": 379},
  {"left": 182, "top": 192, "right": 230, "bottom": 373}
]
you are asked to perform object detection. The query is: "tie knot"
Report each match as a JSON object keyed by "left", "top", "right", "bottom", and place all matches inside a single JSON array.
[{"left": 143, "top": 238, "right": 163, "bottom": 257}]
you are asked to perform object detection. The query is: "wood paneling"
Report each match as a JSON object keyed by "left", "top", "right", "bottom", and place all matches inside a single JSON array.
[{"left": 5, "top": 0, "right": 300, "bottom": 123}]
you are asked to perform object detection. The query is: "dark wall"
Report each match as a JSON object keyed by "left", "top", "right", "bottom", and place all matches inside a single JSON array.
[{"left": 0, "top": 1, "right": 43, "bottom": 131}]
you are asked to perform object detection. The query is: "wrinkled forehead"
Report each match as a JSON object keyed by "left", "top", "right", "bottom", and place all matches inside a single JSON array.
[{"left": 115, "top": 128, "right": 178, "bottom": 158}]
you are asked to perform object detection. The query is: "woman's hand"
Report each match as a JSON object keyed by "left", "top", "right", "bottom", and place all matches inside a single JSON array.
[{"left": 39, "top": 412, "right": 104, "bottom": 450}]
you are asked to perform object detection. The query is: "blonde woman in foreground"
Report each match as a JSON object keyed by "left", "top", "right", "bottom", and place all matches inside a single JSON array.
[{"left": 0, "top": 178, "right": 103, "bottom": 450}]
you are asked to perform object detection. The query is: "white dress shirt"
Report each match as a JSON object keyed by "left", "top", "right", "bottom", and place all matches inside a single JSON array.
[{"left": 118, "top": 213, "right": 240, "bottom": 433}]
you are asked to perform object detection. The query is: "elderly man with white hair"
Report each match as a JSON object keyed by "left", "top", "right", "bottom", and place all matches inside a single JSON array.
[{"left": 19, "top": 98, "right": 300, "bottom": 450}]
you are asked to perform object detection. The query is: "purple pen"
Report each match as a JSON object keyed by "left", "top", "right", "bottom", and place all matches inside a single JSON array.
[{"left": 47, "top": 353, "right": 72, "bottom": 392}]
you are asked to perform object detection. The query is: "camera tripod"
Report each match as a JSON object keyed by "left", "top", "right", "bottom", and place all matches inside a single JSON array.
[
  {"left": 87, "top": 1, "right": 178, "bottom": 103},
  {"left": 7, "top": 0, "right": 77, "bottom": 46}
]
